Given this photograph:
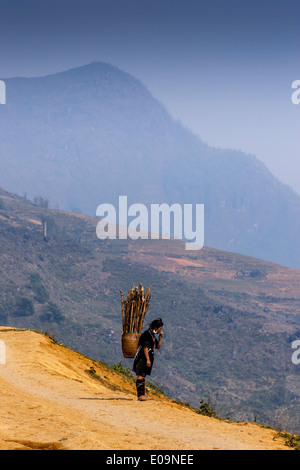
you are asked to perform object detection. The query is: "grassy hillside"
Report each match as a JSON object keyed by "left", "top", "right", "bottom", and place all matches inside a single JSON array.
[{"left": 0, "top": 187, "right": 299, "bottom": 433}]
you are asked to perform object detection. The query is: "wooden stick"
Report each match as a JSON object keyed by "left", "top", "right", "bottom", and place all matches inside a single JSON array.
[{"left": 120, "top": 283, "right": 152, "bottom": 334}]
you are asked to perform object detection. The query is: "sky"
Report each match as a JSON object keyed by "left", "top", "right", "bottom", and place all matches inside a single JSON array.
[{"left": 0, "top": 0, "right": 299, "bottom": 194}]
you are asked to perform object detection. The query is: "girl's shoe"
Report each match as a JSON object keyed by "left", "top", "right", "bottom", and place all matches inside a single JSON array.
[{"left": 138, "top": 395, "right": 150, "bottom": 401}]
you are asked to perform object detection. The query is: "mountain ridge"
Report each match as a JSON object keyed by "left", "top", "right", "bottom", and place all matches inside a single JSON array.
[{"left": 1, "top": 61, "right": 300, "bottom": 268}]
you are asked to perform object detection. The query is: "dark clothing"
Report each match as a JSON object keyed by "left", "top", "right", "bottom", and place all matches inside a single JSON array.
[
  {"left": 132, "top": 329, "right": 158, "bottom": 377},
  {"left": 136, "top": 378, "right": 145, "bottom": 398}
]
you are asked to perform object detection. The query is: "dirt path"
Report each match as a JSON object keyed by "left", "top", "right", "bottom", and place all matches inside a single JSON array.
[{"left": 0, "top": 328, "right": 290, "bottom": 450}]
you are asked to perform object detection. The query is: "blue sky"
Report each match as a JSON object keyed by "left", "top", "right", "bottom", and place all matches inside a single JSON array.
[{"left": 0, "top": 0, "right": 299, "bottom": 194}]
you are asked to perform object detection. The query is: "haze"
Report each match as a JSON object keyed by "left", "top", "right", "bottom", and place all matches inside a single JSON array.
[{"left": 0, "top": 0, "right": 299, "bottom": 194}]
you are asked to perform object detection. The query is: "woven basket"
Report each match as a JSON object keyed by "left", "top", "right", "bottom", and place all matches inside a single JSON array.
[{"left": 121, "top": 332, "right": 141, "bottom": 358}]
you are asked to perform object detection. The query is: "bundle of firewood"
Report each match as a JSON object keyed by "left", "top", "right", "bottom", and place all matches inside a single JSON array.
[{"left": 120, "top": 283, "right": 151, "bottom": 334}]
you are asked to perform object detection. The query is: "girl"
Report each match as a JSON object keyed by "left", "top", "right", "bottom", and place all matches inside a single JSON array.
[{"left": 132, "top": 318, "right": 164, "bottom": 401}]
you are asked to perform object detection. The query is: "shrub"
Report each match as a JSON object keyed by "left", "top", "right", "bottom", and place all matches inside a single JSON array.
[
  {"left": 278, "top": 432, "right": 300, "bottom": 450},
  {"left": 12, "top": 297, "right": 35, "bottom": 317},
  {"left": 40, "top": 301, "right": 64, "bottom": 323},
  {"left": 198, "top": 397, "right": 217, "bottom": 418},
  {"left": 33, "top": 196, "right": 49, "bottom": 208},
  {"left": 111, "top": 360, "right": 132, "bottom": 378},
  {"left": 29, "top": 273, "right": 49, "bottom": 304}
]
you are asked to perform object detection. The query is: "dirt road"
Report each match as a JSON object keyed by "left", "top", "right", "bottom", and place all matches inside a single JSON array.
[{"left": 0, "top": 328, "right": 290, "bottom": 450}]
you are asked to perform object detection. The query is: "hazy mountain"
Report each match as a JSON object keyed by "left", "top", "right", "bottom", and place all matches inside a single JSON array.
[{"left": 0, "top": 62, "right": 300, "bottom": 267}]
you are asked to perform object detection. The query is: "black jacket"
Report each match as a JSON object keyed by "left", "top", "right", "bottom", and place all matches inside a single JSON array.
[{"left": 132, "top": 329, "right": 158, "bottom": 376}]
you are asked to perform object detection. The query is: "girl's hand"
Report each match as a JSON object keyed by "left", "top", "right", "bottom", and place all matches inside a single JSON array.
[{"left": 146, "top": 359, "right": 151, "bottom": 368}]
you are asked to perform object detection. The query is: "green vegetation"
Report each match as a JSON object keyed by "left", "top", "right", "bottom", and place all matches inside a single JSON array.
[
  {"left": 110, "top": 360, "right": 132, "bottom": 378},
  {"left": 29, "top": 273, "right": 50, "bottom": 304},
  {"left": 198, "top": 397, "right": 218, "bottom": 418},
  {"left": 277, "top": 432, "right": 300, "bottom": 450},
  {"left": 40, "top": 301, "right": 64, "bottom": 323},
  {"left": 85, "top": 365, "right": 132, "bottom": 393},
  {"left": 12, "top": 296, "right": 35, "bottom": 317},
  {"left": 197, "top": 395, "right": 237, "bottom": 421}
]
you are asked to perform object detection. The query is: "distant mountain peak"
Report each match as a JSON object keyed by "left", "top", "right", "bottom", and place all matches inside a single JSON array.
[{"left": 0, "top": 63, "right": 300, "bottom": 268}]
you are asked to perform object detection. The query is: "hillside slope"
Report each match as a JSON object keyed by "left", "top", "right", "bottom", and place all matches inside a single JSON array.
[
  {"left": 0, "top": 187, "right": 299, "bottom": 433},
  {"left": 1, "top": 62, "right": 300, "bottom": 268},
  {"left": 0, "top": 328, "right": 291, "bottom": 450}
]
